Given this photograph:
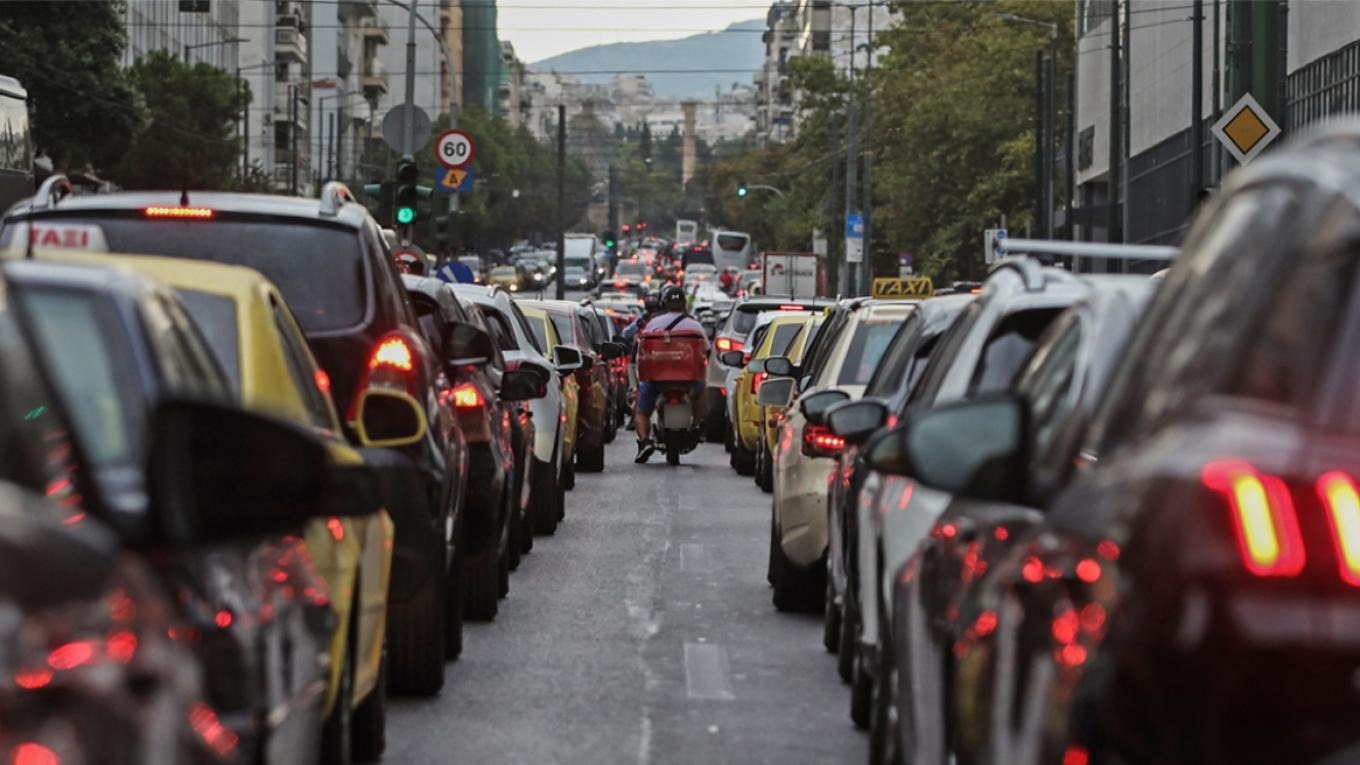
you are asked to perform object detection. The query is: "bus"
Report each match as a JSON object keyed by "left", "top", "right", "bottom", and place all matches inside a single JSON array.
[
  {"left": 675, "top": 219, "right": 699, "bottom": 242},
  {"left": 0, "top": 75, "right": 33, "bottom": 215},
  {"left": 710, "top": 228, "right": 755, "bottom": 272}
]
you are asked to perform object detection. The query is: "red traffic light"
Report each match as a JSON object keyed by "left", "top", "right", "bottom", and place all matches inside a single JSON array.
[{"left": 622, "top": 224, "right": 631, "bottom": 233}]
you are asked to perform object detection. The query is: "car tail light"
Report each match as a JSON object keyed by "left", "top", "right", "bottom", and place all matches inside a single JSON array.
[
  {"left": 12, "top": 743, "right": 61, "bottom": 765},
  {"left": 143, "top": 205, "right": 214, "bottom": 219},
  {"left": 1317, "top": 471, "right": 1360, "bottom": 586},
  {"left": 370, "top": 336, "right": 415, "bottom": 372},
  {"left": 715, "top": 336, "right": 743, "bottom": 353},
  {"left": 451, "top": 383, "right": 483, "bottom": 409},
  {"left": 1202, "top": 460, "right": 1305, "bottom": 578},
  {"left": 802, "top": 424, "right": 844, "bottom": 458},
  {"left": 779, "top": 304, "right": 804, "bottom": 311},
  {"left": 750, "top": 371, "right": 766, "bottom": 394}
]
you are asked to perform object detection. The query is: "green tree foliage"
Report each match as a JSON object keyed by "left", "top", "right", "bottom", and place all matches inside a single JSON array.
[
  {"left": 112, "top": 50, "right": 250, "bottom": 190},
  {"left": 0, "top": 0, "right": 144, "bottom": 172}
]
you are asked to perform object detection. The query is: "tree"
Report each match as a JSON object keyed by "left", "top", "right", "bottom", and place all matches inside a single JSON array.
[
  {"left": 111, "top": 50, "right": 249, "bottom": 190},
  {"left": 0, "top": 1, "right": 144, "bottom": 172}
]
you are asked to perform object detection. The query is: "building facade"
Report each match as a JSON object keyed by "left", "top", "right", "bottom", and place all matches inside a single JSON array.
[
  {"left": 124, "top": 0, "right": 242, "bottom": 70},
  {"left": 754, "top": 1, "right": 798, "bottom": 144}
]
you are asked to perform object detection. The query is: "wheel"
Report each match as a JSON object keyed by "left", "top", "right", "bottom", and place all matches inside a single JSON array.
[
  {"left": 664, "top": 431, "right": 682, "bottom": 465},
  {"left": 351, "top": 647, "right": 386, "bottom": 763},
  {"left": 603, "top": 408, "right": 618, "bottom": 444},
  {"left": 771, "top": 529, "right": 825, "bottom": 613},
  {"left": 757, "top": 438, "right": 774, "bottom": 493},
  {"left": 851, "top": 645, "right": 873, "bottom": 729},
  {"left": 386, "top": 572, "right": 446, "bottom": 695},
  {"left": 531, "top": 459, "right": 560, "bottom": 535},
  {"left": 730, "top": 443, "right": 755, "bottom": 476},
  {"left": 562, "top": 456, "right": 576, "bottom": 490},
  {"left": 508, "top": 508, "right": 523, "bottom": 570},
  {"left": 443, "top": 553, "right": 465, "bottom": 659},
  {"left": 869, "top": 643, "right": 901, "bottom": 765},
  {"left": 824, "top": 577, "right": 842, "bottom": 654},
  {"left": 320, "top": 629, "right": 354, "bottom": 765},
  {"left": 578, "top": 442, "right": 606, "bottom": 472},
  {"left": 838, "top": 596, "right": 857, "bottom": 683},
  {"left": 463, "top": 549, "right": 500, "bottom": 621},
  {"left": 498, "top": 537, "right": 510, "bottom": 598},
  {"left": 666, "top": 448, "right": 681, "bottom": 466},
  {"left": 704, "top": 402, "right": 726, "bottom": 443}
]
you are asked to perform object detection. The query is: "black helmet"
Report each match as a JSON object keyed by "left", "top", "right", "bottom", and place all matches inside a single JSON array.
[
  {"left": 643, "top": 293, "right": 661, "bottom": 312},
  {"left": 660, "top": 284, "right": 686, "bottom": 311}
]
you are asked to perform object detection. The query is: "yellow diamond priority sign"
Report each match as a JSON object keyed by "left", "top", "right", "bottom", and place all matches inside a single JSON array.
[{"left": 1212, "top": 93, "right": 1280, "bottom": 164}]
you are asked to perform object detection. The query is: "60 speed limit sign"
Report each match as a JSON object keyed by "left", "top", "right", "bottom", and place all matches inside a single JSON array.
[{"left": 435, "top": 129, "right": 474, "bottom": 168}]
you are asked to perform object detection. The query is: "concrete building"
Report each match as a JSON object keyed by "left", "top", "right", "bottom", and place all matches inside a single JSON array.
[
  {"left": 1074, "top": 0, "right": 1360, "bottom": 246},
  {"left": 754, "top": 1, "right": 798, "bottom": 144},
  {"left": 307, "top": 0, "right": 391, "bottom": 189},
  {"left": 124, "top": 0, "right": 242, "bottom": 71},
  {"left": 499, "top": 41, "right": 527, "bottom": 127},
  {"left": 462, "top": 0, "right": 502, "bottom": 111},
  {"left": 233, "top": 0, "right": 317, "bottom": 193},
  {"left": 375, "top": 0, "right": 456, "bottom": 129}
]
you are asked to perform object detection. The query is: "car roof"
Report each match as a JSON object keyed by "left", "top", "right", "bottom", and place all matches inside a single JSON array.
[
  {"left": 7, "top": 189, "right": 372, "bottom": 230},
  {"left": 2, "top": 253, "right": 161, "bottom": 298},
  {"left": 737, "top": 296, "right": 835, "bottom": 311}
]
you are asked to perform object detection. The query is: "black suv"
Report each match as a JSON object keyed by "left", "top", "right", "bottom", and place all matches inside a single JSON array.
[{"left": 1, "top": 178, "right": 460, "bottom": 695}]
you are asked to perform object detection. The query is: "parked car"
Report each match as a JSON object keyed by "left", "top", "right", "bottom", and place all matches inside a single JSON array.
[
  {"left": 723, "top": 311, "right": 821, "bottom": 481},
  {"left": 835, "top": 259, "right": 1090, "bottom": 730},
  {"left": 519, "top": 302, "right": 583, "bottom": 493},
  {"left": 874, "top": 277, "right": 1152, "bottom": 764},
  {"left": 764, "top": 299, "right": 915, "bottom": 612},
  {"left": 488, "top": 265, "right": 522, "bottom": 292},
  {"left": 579, "top": 301, "right": 631, "bottom": 438},
  {"left": 5, "top": 257, "right": 383, "bottom": 762},
  {"left": 536, "top": 299, "right": 626, "bottom": 472},
  {"left": 0, "top": 181, "right": 464, "bottom": 697}
]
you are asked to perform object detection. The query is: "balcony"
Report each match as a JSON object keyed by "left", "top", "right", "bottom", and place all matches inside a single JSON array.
[
  {"left": 338, "top": 0, "right": 377, "bottom": 21},
  {"left": 273, "top": 90, "right": 311, "bottom": 125},
  {"left": 361, "top": 57, "right": 387, "bottom": 97},
  {"left": 275, "top": 27, "right": 308, "bottom": 63},
  {"left": 359, "top": 17, "right": 388, "bottom": 45}
]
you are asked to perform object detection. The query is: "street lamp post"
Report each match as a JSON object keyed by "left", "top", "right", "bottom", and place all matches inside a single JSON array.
[
  {"left": 184, "top": 36, "right": 247, "bottom": 65},
  {"left": 997, "top": 13, "right": 1059, "bottom": 239}
]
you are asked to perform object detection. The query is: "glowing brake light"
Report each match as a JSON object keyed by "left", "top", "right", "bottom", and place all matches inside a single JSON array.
[
  {"left": 779, "top": 304, "right": 805, "bottom": 311},
  {"left": 1317, "top": 471, "right": 1360, "bottom": 586},
  {"left": 715, "top": 337, "right": 743, "bottom": 352},
  {"left": 451, "top": 383, "right": 484, "bottom": 409},
  {"left": 750, "top": 371, "right": 766, "bottom": 394},
  {"left": 802, "top": 424, "right": 845, "bottom": 456},
  {"left": 313, "top": 369, "right": 331, "bottom": 393},
  {"left": 143, "top": 206, "right": 215, "bottom": 219},
  {"left": 11, "top": 743, "right": 60, "bottom": 765},
  {"left": 369, "top": 337, "right": 414, "bottom": 372},
  {"left": 1202, "top": 460, "right": 1305, "bottom": 577}
]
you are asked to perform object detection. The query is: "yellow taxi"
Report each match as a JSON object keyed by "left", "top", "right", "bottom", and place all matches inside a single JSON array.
[
  {"left": 106, "top": 255, "right": 396, "bottom": 760},
  {"left": 488, "top": 264, "right": 522, "bottom": 292},
  {"left": 731, "top": 311, "right": 822, "bottom": 458},
  {"left": 519, "top": 303, "right": 581, "bottom": 471}
]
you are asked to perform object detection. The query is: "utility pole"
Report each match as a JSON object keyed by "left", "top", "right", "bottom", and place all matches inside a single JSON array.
[
  {"left": 1034, "top": 50, "right": 1044, "bottom": 239},
  {"left": 842, "top": 3, "right": 858, "bottom": 295},
  {"left": 290, "top": 85, "right": 299, "bottom": 195},
  {"left": 1106, "top": 0, "right": 1122, "bottom": 249},
  {"left": 555, "top": 104, "right": 567, "bottom": 300},
  {"left": 608, "top": 162, "right": 619, "bottom": 247},
  {"left": 1065, "top": 72, "right": 1075, "bottom": 242},
  {"left": 1211, "top": 0, "right": 1222, "bottom": 185},
  {"left": 1191, "top": 0, "right": 1204, "bottom": 208},
  {"left": 860, "top": 2, "right": 875, "bottom": 295},
  {"left": 1043, "top": 53, "right": 1055, "bottom": 238}
]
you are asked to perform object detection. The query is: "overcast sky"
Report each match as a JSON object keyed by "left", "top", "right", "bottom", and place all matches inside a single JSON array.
[{"left": 496, "top": 1, "right": 767, "bottom": 63}]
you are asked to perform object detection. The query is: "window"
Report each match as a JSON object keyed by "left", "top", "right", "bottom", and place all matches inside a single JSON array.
[
  {"left": 525, "top": 314, "right": 550, "bottom": 350},
  {"left": 272, "top": 299, "right": 338, "bottom": 432},
  {"left": 14, "top": 289, "right": 141, "bottom": 468},
  {"left": 175, "top": 289, "right": 241, "bottom": 391},
  {"left": 864, "top": 314, "right": 921, "bottom": 397},
  {"left": 766, "top": 322, "right": 803, "bottom": 358},
  {"left": 968, "top": 308, "right": 1064, "bottom": 395},
  {"left": 838, "top": 319, "right": 904, "bottom": 386},
  {"left": 909, "top": 301, "right": 982, "bottom": 408},
  {"left": 141, "top": 294, "right": 228, "bottom": 397},
  {"left": 548, "top": 312, "right": 575, "bottom": 347},
  {"left": 1016, "top": 315, "right": 1082, "bottom": 461},
  {"left": 483, "top": 308, "right": 518, "bottom": 352}
]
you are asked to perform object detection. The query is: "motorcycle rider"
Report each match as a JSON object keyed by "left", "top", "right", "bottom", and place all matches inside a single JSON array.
[
  {"left": 634, "top": 285, "right": 708, "bottom": 463},
  {"left": 620, "top": 293, "right": 661, "bottom": 342}
]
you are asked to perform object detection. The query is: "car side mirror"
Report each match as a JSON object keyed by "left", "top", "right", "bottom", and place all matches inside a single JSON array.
[
  {"left": 798, "top": 375, "right": 813, "bottom": 393},
  {"left": 443, "top": 321, "right": 495, "bottom": 367},
  {"left": 718, "top": 350, "right": 745, "bottom": 367},
  {"left": 147, "top": 398, "right": 377, "bottom": 547},
  {"left": 800, "top": 389, "right": 851, "bottom": 427},
  {"left": 600, "top": 341, "right": 627, "bottom": 360},
  {"left": 764, "top": 356, "right": 795, "bottom": 378},
  {"left": 756, "top": 376, "right": 796, "bottom": 407},
  {"left": 866, "top": 396, "right": 1027, "bottom": 501},
  {"left": 578, "top": 353, "right": 595, "bottom": 372},
  {"left": 517, "top": 358, "right": 553, "bottom": 387},
  {"left": 501, "top": 368, "right": 548, "bottom": 401},
  {"left": 352, "top": 388, "right": 429, "bottom": 448},
  {"left": 553, "top": 344, "right": 584, "bottom": 372},
  {"left": 827, "top": 399, "right": 889, "bottom": 445}
]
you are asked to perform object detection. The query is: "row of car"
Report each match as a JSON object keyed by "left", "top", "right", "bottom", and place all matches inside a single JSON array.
[
  {"left": 0, "top": 178, "right": 626, "bottom": 763},
  {"left": 730, "top": 128, "right": 1360, "bottom": 764}
]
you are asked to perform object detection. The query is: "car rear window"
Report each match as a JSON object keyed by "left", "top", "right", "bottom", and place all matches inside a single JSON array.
[
  {"left": 525, "top": 314, "right": 550, "bottom": 349},
  {"left": 839, "top": 319, "right": 905, "bottom": 385},
  {"left": 15, "top": 216, "right": 367, "bottom": 333},
  {"left": 174, "top": 289, "right": 241, "bottom": 391}
]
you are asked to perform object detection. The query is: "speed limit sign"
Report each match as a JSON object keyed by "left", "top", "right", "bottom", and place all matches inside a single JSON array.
[{"left": 435, "top": 129, "right": 474, "bottom": 168}]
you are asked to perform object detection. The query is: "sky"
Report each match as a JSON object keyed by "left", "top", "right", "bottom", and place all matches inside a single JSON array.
[{"left": 495, "top": 0, "right": 769, "bottom": 63}]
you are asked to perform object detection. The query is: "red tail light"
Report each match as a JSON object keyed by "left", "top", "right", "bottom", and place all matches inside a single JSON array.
[
  {"left": 1317, "top": 471, "right": 1360, "bottom": 586},
  {"left": 779, "top": 304, "right": 805, "bottom": 311},
  {"left": 1202, "top": 460, "right": 1305, "bottom": 577},
  {"left": 751, "top": 371, "right": 766, "bottom": 394},
  {"left": 144, "top": 205, "right": 214, "bottom": 219},
  {"left": 451, "top": 383, "right": 484, "bottom": 409},
  {"left": 370, "top": 337, "right": 414, "bottom": 372},
  {"left": 802, "top": 424, "right": 845, "bottom": 457},
  {"left": 715, "top": 336, "right": 743, "bottom": 353},
  {"left": 12, "top": 743, "right": 61, "bottom": 765}
]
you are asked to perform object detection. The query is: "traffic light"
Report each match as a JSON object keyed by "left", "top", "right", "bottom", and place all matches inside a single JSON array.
[
  {"left": 434, "top": 214, "right": 452, "bottom": 247},
  {"left": 361, "top": 180, "right": 394, "bottom": 227},
  {"left": 621, "top": 223, "right": 631, "bottom": 235},
  {"left": 396, "top": 159, "right": 418, "bottom": 226},
  {"left": 601, "top": 230, "right": 616, "bottom": 248},
  {"left": 736, "top": 181, "right": 748, "bottom": 198}
]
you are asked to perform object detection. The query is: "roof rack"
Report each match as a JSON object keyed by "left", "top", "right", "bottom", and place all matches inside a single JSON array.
[
  {"left": 31, "top": 174, "right": 73, "bottom": 211},
  {"left": 989, "top": 255, "right": 1049, "bottom": 292},
  {"left": 998, "top": 238, "right": 1178, "bottom": 266},
  {"left": 318, "top": 181, "right": 355, "bottom": 217}
]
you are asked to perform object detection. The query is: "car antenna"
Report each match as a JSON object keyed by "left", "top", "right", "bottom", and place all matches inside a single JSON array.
[
  {"left": 180, "top": 186, "right": 190, "bottom": 207},
  {"left": 24, "top": 217, "right": 34, "bottom": 260}
]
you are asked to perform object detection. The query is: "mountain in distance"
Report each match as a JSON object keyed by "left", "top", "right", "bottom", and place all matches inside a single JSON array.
[{"left": 528, "top": 19, "right": 765, "bottom": 101}]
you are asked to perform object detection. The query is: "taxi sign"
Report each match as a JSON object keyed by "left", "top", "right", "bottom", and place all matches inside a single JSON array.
[
  {"left": 871, "top": 276, "right": 934, "bottom": 299},
  {"left": 6, "top": 223, "right": 109, "bottom": 253},
  {"left": 1212, "top": 93, "right": 1280, "bottom": 164}
]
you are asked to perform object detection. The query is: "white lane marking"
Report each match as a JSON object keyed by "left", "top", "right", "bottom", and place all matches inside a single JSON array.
[
  {"left": 680, "top": 543, "right": 711, "bottom": 572},
  {"left": 684, "top": 642, "right": 735, "bottom": 700}
]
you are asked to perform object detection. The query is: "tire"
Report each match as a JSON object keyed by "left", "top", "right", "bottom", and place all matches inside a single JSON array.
[
  {"left": 443, "top": 553, "right": 465, "bottom": 659},
  {"left": 463, "top": 549, "right": 500, "bottom": 621},
  {"left": 869, "top": 645, "right": 900, "bottom": 765},
  {"left": 508, "top": 510, "right": 523, "bottom": 570},
  {"left": 663, "top": 431, "right": 682, "bottom": 465},
  {"left": 731, "top": 443, "right": 755, "bottom": 476},
  {"left": 666, "top": 448, "right": 681, "bottom": 466},
  {"left": 851, "top": 647, "right": 873, "bottom": 730},
  {"left": 320, "top": 630, "right": 354, "bottom": 765},
  {"left": 824, "top": 578, "right": 842, "bottom": 654},
  {"left": 498, "top": 539, "right": 510, "bottom": 598},
  {"left": 561, "top": 456, "right": 576, "bottom": 490},
  {"left": 838, "top": 598, "right": 857, "bottom": 684},
  {"left": 603, "top": 407, "right": 618, "bottom": 444},
  {"left": 771, "top": 531, "right": 825, "bottom": 613},
  {"left": 704, "top": 403, "right": 726, "bottom": 443},
  {"left": 757, "top": 438, "right": 774, "bottom": 493},
  {"left": 387, "top": 572, "right": 445, "bottom": 695},
  {"left": 578, "top": 442, "right": 606, "bottom": 473},
  {"left": 351, "top": 648, "right": 386, "bottom": 763},
  {"left": 531, "top": 459, "right": 560, "bottom": 535}
]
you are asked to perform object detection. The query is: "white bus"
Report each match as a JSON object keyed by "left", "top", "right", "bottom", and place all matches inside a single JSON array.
[
  {"left": 710, "top": 229, "right": 755, "bottom": 272},
  {"left": 675, "top": 219, "right": 699, "bottom": 242}
]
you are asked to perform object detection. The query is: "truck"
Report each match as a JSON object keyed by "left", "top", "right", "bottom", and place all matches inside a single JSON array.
[
  {"left": 761, "top": 252, "right": 824, "bottom": 298},
  {"left": 675, "top": 219, "right": 699, "bottom": 242}
]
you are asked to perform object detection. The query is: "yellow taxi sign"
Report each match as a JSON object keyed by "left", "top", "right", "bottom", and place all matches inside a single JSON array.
[{"left": 871, "top": 276, "right": 934, "bottom": 299}]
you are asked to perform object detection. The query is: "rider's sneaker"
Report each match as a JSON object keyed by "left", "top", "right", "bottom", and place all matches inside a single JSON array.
[{"left": 635, "top": 438, "right": 656, "bottom": 464}]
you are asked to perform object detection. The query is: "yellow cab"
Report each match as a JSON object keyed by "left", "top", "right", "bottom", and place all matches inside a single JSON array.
[
  {"left": 730, "top": 311, "right": 822, "bottom": 464},
  {"left": 518, "top": 302, "right": 581, "bottom": 469},
  {"left": 101, "top": 254, "right": 396, "bottom": 760},
  {"left": 487, "top": 264, "right": 522, "bottom": 292}
]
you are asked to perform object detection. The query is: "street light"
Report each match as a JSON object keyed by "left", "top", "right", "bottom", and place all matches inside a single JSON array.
[
  {"left": 184, "top": 36, "right": 247, "bottom": 64},
  {"left": 996, "top": 12, "right": 1059, "bottom": 239}
]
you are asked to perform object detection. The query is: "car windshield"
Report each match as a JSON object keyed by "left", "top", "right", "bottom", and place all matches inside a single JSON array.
[
  {"left": 174, "top": 289, "right": 241, "bottom": 391},
  {"left": 10, "top": 216, "right": 368, "bottom": 333},
  {"left": 617, "top": 261, "right": 647, "bottom": 276},
  {"left": 838, "top": 319, "right": 904, "bottom": 385}
]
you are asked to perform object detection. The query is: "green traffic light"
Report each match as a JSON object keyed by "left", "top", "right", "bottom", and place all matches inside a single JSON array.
[
  {"left": 736, "top": 184, "right": 748, "bottom": 198},
  {"left": 397, "top": 206, "right": 415, "bottom": 224}
]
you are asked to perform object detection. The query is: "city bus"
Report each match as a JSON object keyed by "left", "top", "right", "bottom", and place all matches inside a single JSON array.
[{"left": 0, "top": 75, "right": 33, "bottom": 215}]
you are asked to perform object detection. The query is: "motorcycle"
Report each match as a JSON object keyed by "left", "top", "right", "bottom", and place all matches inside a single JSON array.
[
  {"left": 652, "top": 383, "right": 702, "bottom": 465},
  {"left": 636, "top": 324, "right": 709, "bottom": 467}
]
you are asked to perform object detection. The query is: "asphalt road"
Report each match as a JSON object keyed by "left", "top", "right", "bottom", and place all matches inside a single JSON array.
[{"left": 386, "top": 438, "right": 867, "bottom": 764}]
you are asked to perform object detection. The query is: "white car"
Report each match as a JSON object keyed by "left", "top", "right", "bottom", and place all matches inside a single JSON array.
[{"left": 767, "top": 299, "right": 917, "bottom": 611}]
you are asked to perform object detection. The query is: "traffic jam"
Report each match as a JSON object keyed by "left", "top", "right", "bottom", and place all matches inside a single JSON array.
[{"left": 3, "top": 40, "right": 1360, "bottom": 765}]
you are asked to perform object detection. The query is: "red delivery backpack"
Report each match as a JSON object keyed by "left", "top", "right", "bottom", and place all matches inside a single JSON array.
[{"left": 637, "top": 315, "right": 708, "bottom": 382}]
